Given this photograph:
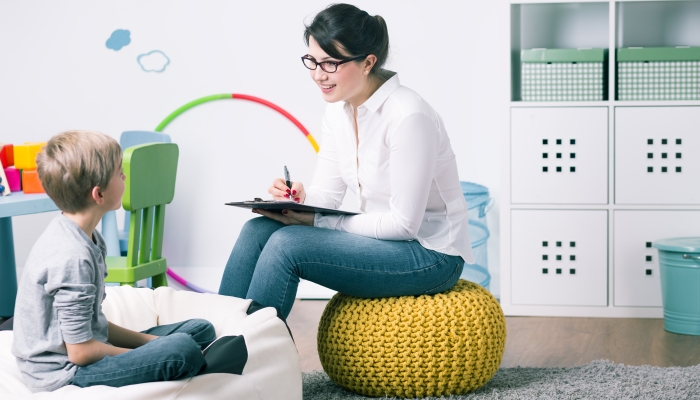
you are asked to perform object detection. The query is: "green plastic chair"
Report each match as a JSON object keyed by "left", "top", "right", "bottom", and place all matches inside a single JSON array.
[{"left": 105, "top": 142, "right": 179, "bottom": 287}]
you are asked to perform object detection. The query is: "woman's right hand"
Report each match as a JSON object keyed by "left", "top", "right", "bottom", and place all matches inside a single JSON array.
[{"left": 269, "top": 178, "right": 306, "bottom": 203}]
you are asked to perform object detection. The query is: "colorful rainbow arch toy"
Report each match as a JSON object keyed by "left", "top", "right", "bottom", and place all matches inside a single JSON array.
[{"left": 154, "top": 93, "right": 319, "bottom": 293}]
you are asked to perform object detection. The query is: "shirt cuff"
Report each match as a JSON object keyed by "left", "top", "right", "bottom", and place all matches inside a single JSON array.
[
  {"left": 62, "top": 330, "right": 94, "bottom": 345},
  {"left": 314, "top": 213, "right": 343, "bottom": 230}
]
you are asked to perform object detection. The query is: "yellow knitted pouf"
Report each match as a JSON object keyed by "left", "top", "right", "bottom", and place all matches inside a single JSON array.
[{"left": 317, "top": 279, "right": 506, "bottom": 398}]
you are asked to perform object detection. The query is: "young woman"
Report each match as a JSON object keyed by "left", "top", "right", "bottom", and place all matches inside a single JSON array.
[{"left": 218, "top": 3, "right": 474, "bottom": 318}]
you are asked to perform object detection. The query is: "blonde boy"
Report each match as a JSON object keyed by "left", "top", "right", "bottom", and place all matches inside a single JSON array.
[{"left": 11, "top": 130, "right": 214, "bottom": 392}]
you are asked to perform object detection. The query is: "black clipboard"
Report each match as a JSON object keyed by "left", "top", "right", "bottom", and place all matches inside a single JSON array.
[{"left": 225, "top": 199, "right": 359, "bottom": 216}]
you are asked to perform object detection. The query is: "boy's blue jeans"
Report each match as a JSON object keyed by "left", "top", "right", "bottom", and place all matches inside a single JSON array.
[
  {"left": 218, "top": 217, "right": 465, "bottom": 319},
  {"left": 71, "top": 319, "right": 215, "bottom": 388}
]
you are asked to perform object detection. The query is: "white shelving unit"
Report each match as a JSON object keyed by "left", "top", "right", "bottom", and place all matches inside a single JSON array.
[{"left": 502, "top": 0, "right": 700, "bottom": 317}]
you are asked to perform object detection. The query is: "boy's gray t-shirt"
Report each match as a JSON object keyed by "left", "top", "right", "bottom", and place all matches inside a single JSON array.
[{"left": 12, "top": 214, "right": 109, "bottom": 393}]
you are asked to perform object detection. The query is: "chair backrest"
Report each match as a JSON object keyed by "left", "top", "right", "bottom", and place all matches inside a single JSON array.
[
  {"left": 121, "top": 131, "right": 172, "bottom": 231},
  {"left": 122, "top": 143, "right": 179, "bottom": 268}
]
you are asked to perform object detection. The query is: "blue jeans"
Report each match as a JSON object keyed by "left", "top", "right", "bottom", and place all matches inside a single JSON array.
[
  {"left": 71, "top": 319, "right": 215, "bottom": 388},
  {"left": 218, "top": 217, "right": 464, "bottom": 319}
]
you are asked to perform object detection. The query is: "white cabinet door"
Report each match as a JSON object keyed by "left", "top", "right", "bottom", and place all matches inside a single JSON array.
[
  {"left": 511, "top": 210, "right": 608, "bottom": 306},
  {"left": 511, "top": 107, "right": 608, "bottom": 204},
  {"left": 615, "top": 107, "right": 700, "bottom": 204},
  {"left": 614, "top": 210, "right": 700, "bottom": 307}
]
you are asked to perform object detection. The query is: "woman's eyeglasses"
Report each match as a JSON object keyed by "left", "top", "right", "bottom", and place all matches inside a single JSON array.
[{"left": 301, "top": 54, "right": 368, "bottom": 73}]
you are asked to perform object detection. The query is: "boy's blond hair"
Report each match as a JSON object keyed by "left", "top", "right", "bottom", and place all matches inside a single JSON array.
[{"left": 37, "top": 130, "right": 122, "bottom": 213}]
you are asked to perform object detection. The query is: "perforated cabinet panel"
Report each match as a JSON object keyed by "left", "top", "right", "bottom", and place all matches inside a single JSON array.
[
  {"left": 615, "top": 107, "right": 700, "bottom": 204},
  {"left": 511, "top": 108, "right": 608, "bottom": 204},
  {"left": 511, "top": 210, "right": 608, "bottom": 306},
  {"left": 614, "top": 210, "right": 700, "bottom": 307}
]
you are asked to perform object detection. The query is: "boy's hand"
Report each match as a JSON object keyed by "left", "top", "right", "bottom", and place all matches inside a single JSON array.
[
  {"left": 108, "top": 322, "right": 157, "bottom": 349},
  {"left": 144, "top": 333, "right": 159, "bottom": 343},
  {"left": 66, "top": 339, "right": 129, "bottom": 366}
]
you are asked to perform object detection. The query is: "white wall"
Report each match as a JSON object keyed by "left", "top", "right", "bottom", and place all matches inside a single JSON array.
[{"left": 0, "top": 0, "right": 509, "bottom": 297}]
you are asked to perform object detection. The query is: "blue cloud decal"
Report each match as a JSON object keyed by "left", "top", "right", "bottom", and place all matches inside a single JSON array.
[
  {"left": 106, "top": 29, "right": 131, "bottom": 51},
  {"left": 137, "top": 50, "right": 170, "bottom": 73}
]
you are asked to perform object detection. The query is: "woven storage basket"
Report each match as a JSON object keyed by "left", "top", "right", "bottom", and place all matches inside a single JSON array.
[
  {"left": 617, "top": 47, "right": 700, "bottom": 101},
  {"left": 521, "top": 48, "right": 606, "bottom": 101},
  {"left": 317, "top": 280, "right": 506, "bottom": 398}
]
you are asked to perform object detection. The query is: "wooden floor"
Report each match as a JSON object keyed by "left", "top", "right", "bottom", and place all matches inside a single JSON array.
[{"left": 286, "top": 299, "right": 700, "bottom": 372}]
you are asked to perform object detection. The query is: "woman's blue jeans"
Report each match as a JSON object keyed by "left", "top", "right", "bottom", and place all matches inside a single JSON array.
[
  {"left": 71, "top": 319, "right": 215, "bottom": 388},
  {"left": 218, "top": 217, "right": 464, "bottom": 319}
]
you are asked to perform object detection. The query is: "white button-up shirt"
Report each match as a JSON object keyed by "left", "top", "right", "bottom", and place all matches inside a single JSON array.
[{"left": 305, "top": 72, "right": 474, "bottom": 264}]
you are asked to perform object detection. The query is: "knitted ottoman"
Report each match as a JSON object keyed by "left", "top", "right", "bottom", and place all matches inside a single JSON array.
[{"left": 317, "top": 280, "right": 506, "bottom": 398}]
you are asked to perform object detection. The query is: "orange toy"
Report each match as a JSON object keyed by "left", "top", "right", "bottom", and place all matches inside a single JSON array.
[{"left": 22, "top": 169, "right": 45, "bottom": 194}]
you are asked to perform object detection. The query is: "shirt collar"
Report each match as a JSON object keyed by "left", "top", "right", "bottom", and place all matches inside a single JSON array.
[{"left": 355, "top": 71, "right": 400, "bottom": 113}]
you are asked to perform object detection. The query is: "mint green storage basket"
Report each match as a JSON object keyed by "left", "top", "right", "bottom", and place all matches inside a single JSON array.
[
  {"left": 653, "top": 237, "right": 700, "bottom": 336},
  {"left": 521, "top": 48, "right": 606, "bottom": 101},
  {"left": 617, "top": 47, "right": 700, "bottom": 101}
]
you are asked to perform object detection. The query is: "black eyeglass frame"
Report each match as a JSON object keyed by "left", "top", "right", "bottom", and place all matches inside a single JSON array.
[{"left": 301, "top": 54, "right": 368, "bottom": 73}]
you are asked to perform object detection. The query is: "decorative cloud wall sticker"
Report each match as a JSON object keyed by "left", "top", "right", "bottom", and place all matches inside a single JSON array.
[
  {"left": 137, "top": 50, "right": 170, "bottom": 73},
  {"left": 106, "top": 29, "right": 131, "bottom": 51}
]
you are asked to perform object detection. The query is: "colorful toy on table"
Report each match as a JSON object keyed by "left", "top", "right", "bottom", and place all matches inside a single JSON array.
[
  {"left": 4, "top": 167, "right": 21, "bottom": 192},
  {"left": 13, "top": 142, "right": 45, "bottom": 170},
  {"left": 21, "top": 169, "right": 44, "bottom": 194},
  {"left": 0, "top": 163, "right": 9, "bottom": 196},
  {"left": 0, "top": 143, "right": 13, "bottom": 168},
  {"left": 12, "top": 142, "right": 47, "bottom": 194}
]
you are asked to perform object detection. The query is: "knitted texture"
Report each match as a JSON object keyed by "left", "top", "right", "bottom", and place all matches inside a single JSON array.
[{"left": 317, "top": 280, "right": 506, "bottom": 398}]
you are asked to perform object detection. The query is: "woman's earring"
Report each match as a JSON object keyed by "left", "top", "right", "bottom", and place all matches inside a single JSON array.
[{"left": 365, "top": 70, "right": 369, "bottom": 75}]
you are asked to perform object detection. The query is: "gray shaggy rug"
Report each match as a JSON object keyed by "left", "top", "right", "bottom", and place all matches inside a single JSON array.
[{"left": 302, "top": 360, "right": 700, "bottom": 399}]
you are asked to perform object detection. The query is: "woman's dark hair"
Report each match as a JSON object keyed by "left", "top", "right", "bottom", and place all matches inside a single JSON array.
[{"left": 304, "top": 3, "right": 389, "bottom": 76}]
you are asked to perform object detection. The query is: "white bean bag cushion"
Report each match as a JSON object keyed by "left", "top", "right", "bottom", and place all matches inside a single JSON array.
[{"left": 0, "top": 286, "right": 302, "bottom": 399}]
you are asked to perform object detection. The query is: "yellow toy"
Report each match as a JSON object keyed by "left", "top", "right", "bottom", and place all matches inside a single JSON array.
[
  {"left": 317, "top": 280, "right": 506, "bottom": 398},
  {"left": 13, "top": 142, "right": 46, "bottom": 171}
]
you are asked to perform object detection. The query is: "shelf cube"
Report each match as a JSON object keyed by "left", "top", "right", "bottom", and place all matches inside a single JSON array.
[
  {"left": 511, "top": 209, "right": 608, "bottom": 306},
  {"left": 615, "top": 107, "right": 700, "bottom": 204},
  {"left": 617, "top": 47, "right": 700, "bottom": 101},
  {"left": 614, "top": 210, "right": 700, "bottom": 307},
  {"left": 521, "top": 48, "right": 606, "bottom": 101},
  {"left": 511, "top": 107, "right": 608, "bottom": 204}
]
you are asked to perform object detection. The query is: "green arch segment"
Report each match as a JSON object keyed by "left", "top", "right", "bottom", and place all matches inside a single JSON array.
[{"left": 155, "top": 94, "right": 232, "bottom": 132}]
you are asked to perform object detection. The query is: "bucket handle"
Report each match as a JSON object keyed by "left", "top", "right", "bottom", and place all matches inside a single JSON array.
[
  {"left": 683, "top": 254, "right": 700, "bottom": 260},
  {"left": 478, "top": 198, "right": 495, "bottom": 219}
]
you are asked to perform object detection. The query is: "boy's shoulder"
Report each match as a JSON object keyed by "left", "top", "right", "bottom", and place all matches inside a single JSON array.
[{"left": 29, "top": 214, "right": 104, "bottom": 267}]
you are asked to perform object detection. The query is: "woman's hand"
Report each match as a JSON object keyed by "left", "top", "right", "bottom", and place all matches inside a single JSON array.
[
  {"left": 269, "top": 178, "right": 306, "bottom": 203},
  {"left": 252, "top": 208, "right": 315, "bottom": 227}
]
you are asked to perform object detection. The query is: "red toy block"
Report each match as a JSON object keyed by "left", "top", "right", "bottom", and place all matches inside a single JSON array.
[
  {"left": 4, "top": 167, "right": 21, "bottom": 191},
  {"left": 0, "top": 144, "right": 14, "bottom": 167},
  {"left": 22, "top": 169, "right": 45, "bottom": 194}
]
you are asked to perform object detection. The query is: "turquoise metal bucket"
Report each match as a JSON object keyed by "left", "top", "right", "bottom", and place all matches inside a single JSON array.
[{"left": 653, "top": 237, "right": 700, "bottom": 336}]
